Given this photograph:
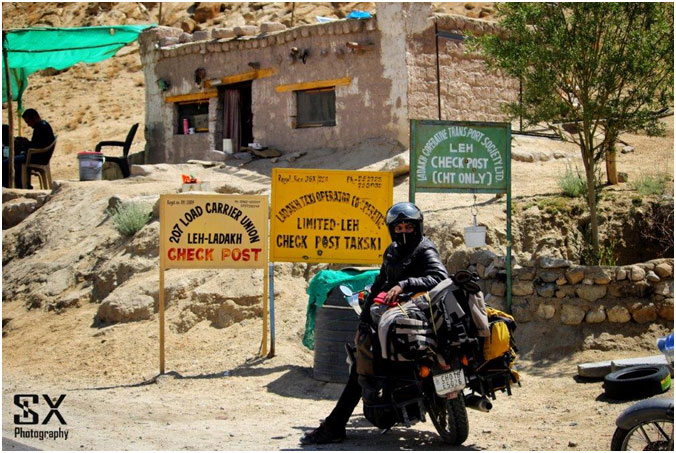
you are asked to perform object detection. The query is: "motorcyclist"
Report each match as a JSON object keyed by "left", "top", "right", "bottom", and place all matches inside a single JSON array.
[{"left": 300, "top": 202, "right": 449, "bottom": 445}]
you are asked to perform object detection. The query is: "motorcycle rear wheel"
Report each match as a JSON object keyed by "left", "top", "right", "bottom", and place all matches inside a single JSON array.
[
  {"left": 427, "top": 394, "right": 469, "bottom": 445},
  {"left": 611, "top": 419, "right": 674, "bottom": 451}
]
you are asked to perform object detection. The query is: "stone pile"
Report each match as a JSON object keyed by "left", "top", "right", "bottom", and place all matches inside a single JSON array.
[{"left": 461, "top": 250, "right": 674, "bottom": 326}]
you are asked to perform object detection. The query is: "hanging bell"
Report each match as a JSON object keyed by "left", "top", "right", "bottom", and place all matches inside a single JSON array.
[{"left": 464, "top": 195, "right": 486, "bottom": 248}]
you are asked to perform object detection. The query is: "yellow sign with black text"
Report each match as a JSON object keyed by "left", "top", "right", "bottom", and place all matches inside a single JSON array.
[
  {"left": 270, "top": 169, "right": 393, "bottom": 264},
  {"left": 160, "top": 194, "right": 268, "bottom": 269}
]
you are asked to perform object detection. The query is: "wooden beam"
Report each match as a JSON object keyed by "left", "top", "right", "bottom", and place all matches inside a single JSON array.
[
  {"left": 205, "top": 67, "right": 277, "bottom": 88},
  {"left": 164, "top": 90, "right": 217, "bottom": 103},
  {"left": 275, "top": 77, "right": 351, "bottom": 93}
]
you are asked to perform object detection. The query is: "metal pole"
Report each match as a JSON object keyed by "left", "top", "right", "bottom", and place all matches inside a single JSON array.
[
  {"left": 159, "top": 266, "right": 166, "bottom": 374},
  {"left": 435, "top": 23, "right": 442, "bottom": 121},
  {"left": 260, "top": 262, "right": 269, "bottom": 357},
  {"left": 268, "top": 262, "right": 275, "bottom": 358},
  {"left": 506, "top": 126, "right": 513, "bottom": 314},
  {"left": 3, "top": 31, "right": 16, "bottom": 188}
]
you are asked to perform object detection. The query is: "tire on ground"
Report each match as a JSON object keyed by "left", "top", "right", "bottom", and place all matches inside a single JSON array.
[{"left": 603, "top": 365, "right": 671, "bottom": 400}]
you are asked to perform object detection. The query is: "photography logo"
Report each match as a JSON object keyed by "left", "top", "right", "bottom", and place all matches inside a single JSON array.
[{"left": 13, "top": 394, "right": 70, "bottom": 441}]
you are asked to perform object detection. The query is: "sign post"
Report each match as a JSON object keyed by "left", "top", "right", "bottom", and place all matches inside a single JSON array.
[
  {"left": 270, "top": 168, "right": 393, "bottom": 264},
  {"left": 410, "top": 120, "right": 512, "bottom": 312},
  {"left": 159, "top": 194, "right": 269, "bottom": 373}
]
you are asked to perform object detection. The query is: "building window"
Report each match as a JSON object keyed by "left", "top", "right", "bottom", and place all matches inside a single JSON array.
[
  {"left": 295, "top": 87, "right": 336, "bottom": 128},
  {"left": 177, "top": 101, "right": 209, "bottom": 134}
]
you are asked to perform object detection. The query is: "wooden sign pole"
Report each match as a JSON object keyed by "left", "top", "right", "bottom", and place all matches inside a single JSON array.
[
  {"left": 260, "top": 263, "right": 269, "bottom": 357},
  {"left": 159, "top": 266, "right": 166, "bottom": 374}
]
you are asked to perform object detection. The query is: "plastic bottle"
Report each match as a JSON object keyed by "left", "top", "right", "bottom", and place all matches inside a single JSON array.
[{"left": 657, "top": 333, "right": 674, "bottom": 365}]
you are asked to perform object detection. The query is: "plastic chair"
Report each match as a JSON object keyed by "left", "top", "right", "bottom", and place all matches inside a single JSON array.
[
  {"left": 95, "top": 123, "right": 138, "bottom": 178},
  {"left": 21, "top": 137, "right": 57, "bottom": 190}
]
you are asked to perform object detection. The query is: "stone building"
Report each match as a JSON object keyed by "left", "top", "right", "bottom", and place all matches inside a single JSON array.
[{"left": 138, "top": 3, "right": 518, "bottom": 164}]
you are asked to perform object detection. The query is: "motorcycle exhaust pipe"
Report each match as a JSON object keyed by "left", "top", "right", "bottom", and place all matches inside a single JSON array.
[{"left": 465, "top": 394, "right": 493, "bottom": 413}]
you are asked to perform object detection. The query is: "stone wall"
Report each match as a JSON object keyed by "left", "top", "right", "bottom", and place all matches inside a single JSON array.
[
  {"left": 407, "top": 14, "right": 519, "bottom": 123},
  {"left": 458, "top": 250, "right": 674, "bottom": 326}
]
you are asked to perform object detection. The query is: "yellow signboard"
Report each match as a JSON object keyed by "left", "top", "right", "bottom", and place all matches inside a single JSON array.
[
  {"left": 159, "top": 194, "right": 268, "bottom": 270},
  {"left": 270, "top": 169, "right": 393, "bottom": 264}
]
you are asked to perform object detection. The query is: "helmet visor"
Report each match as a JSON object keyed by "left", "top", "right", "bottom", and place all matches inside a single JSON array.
[{"left": 386, "top": 202, "right": 422, "bottom": 225}]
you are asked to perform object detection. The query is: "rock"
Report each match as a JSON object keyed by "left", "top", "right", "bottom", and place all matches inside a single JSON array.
[
  {"left": 42, "top": 268, "right": 73, "bottom": 297},
  {"left": 234, "top": 25, "right": 258, "bottom": 36},
  {"left": 260, "top": 22, "right": 286, "bottom": 33},
  {"left": 582, "top": 278, "right": 594, "bottom": 285},
  {"left": 365, "top": 154, "right": 410, "bottom": 177},
  {"left": 618, "top": 172, "right": 629, "bottom": 183},
  {"left": 193, "top": 3, "right": 221, "bottom": 23},
  {"left": 482, "top": 262, "right": 499, "bottom": 279},
  {"left": 539, "top": 256, "right": 572, "bottom": 269},
  {"left": 515, "top": 267, "right": 536, "bottom": 280},
  {"left": 512, "top": 301, "right": 532, "bottom": 323},
  {"left": 192, "top": 30, "right": 210, "bottom": 41},
  {"left": 539, "top": 271, "right": 560, "bottom": 283},
  {"left": 586, "top": 266, "right": 612, "bottom": 285},
  {"left": 576, "top": 285, "right": 607, "bottom": 302},
  {"left": 512, "top": 149, "right": 535, "bottom": 162},
  {"left": 553, "top": 151, "right": 566, "bottom": 159},
  {"left": 178, "top": 32, "right": 193, "bottom": 43},
  {"left": 569, "top": 441, "right": 578, "bottom": 448},
  {"left": 97, "top": 293, "right": 154, "bottom": 324},
  {"left": 284, "top": 151, "right": 307, "bottom": 162},
  {"left": 630, "top": 303, "right": 658, "bottom": 324},
  {"left": 107, "top": 195, "right": 122, "bottom": 212},
  {"left": 48, "top": 287, "right": 90, "bottom": 312},
  {"left": 159, "top": 36, "right": 179, "bottom": 47},
  {"left": 616, "top": 268, "right": 628, "bottom": 281},
  {"left": 561, "top": 304, "right": 586, "bottom": 325},
  {"left": 232, "top": 151, "right": 253, "bottom": 161},
  {"left": 556, "top": 286, "right": 576, "bottom": 299},
  {"left": 485, "top": 295, "right": 507, "bottom": 311},
  {"left": 491, "top": 281, "right": 506, "bottom": 297},
  {"left": 470, "top": 249, "right": 498, "bottom": 267},
  {"left": 446, "top": 250, "right": 470, "bottom": 274},
  {"left": 3, "top": 197, "right": 42, "bottom": 229},
  {"left": 556, "top": 276, "right": 567, "bottom": 286},
  {"left": 536, "top": 283, "right": 556, "bottom": 298},
  {"left": 512, "top": 280, "right": 534, "bottom": 296},
  {"left": 655, "top": 262, "right": 673, "bottom": 278},
  {"left": 213, "top": 28, "right": 236, "bottom": 39},
  {"left": 653, "top": 280, "right": 674, "bottom": 297},
  {"left": 607, "top": 305, "right": 631, "bottom": 323},
  {"left": 621, "top": 145, "right": 635, "bottom": 154},
  {"left": 646, "top": 271, "right": 660, "bottom": 283},
  {"left": 658, "top": 298, "right": 674, "bottom": 320},
  {"left": 630, "top": 266, "right": 646, "bottom": 282},
  {"left": 585, "top": 306, "right": 606, "bottom": 323},
  {"left": 565, "top": 266, "right": 585, "bottom": 284},
  {"left": 536, "top": 303, "right": 556, "bottom": 320}
]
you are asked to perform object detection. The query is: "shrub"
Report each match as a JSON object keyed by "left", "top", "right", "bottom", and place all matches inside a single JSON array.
[
  {"left": 630, "top": 173, "right": 671, "bottom": 196},
  {"left": 557, "top": 165, "right": 586, "bottom": 198},
  {"left": 107, "top": 202, "right": 151, "bottom": 236}
]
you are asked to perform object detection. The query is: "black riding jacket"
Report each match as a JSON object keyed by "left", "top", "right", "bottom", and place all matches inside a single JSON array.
[{"left": 360, "top": 236, "right": 448, "bottom": 325}]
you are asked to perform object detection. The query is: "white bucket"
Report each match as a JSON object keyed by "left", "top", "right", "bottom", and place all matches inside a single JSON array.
[
  {"left": 223, "top": 139, "right": 233, "bottom": 154},
  {"left": 464, "top": 225, "right": 486, "bottom": 248}
]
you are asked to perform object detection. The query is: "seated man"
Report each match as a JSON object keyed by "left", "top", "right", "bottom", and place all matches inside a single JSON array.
[{"left": 13, "top": 108, "right": 55, "bottom": 188}]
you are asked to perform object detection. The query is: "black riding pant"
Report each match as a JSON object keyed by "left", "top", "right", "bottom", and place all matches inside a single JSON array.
[{"left": 324, "top": 364, "right": 362, "bottom": 429}]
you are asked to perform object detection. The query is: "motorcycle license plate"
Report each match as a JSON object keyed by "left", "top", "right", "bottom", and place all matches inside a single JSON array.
[{"left": 433, "top": 369, "right": 465, "bottom": 396}]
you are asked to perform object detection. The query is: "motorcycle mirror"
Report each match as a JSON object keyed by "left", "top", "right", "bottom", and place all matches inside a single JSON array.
[{"left": 339, "top": 285, "right": 353, "bottom": 297}]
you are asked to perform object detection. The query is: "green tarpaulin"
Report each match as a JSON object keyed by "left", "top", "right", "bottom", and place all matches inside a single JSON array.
[
  {"left": 302, "top": 268, "right": 379, "bottom": 350},
  {"left": 2, "top": 25, "right": 154, "bottom": 108}
]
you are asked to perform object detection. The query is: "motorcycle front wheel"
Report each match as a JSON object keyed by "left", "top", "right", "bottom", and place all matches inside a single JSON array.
[
  {"left": 611, "top": 418, "right": 674, "bottom": 451},
  {"left": 427, "top": 393, "right": 469, "bottom": 445}
]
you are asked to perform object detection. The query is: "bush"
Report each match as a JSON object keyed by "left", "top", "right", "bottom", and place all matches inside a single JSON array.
[
  {"left": 557, "top": 165, "right": 586, "bottom": 198},
  {"left": 630, "top": 173, "right": 671, "bottom": 196},
  {"left": 107, "top": 202, "right": 151, "bottom": 236}
]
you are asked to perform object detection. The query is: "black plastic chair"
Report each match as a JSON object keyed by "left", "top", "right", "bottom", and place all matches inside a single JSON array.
[{"left": 95, "top": 123, "right": 139, "bottom": 178}]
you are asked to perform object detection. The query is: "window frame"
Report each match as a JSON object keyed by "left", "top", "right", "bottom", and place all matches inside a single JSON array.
[
  {"left": 176, "top": 100, "right": 209, "bottom": 135},
  {"left": 294, "top": 87, "right": 336, "bottom": 129}
]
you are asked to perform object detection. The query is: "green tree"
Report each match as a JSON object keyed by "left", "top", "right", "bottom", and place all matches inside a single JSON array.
[{"left": 472, "top": 3, "right": 673, "bottom": 257}]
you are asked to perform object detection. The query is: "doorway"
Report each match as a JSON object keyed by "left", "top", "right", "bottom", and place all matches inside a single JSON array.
[{"left": 219, "top": 81, "right": 252, "bottom": 153}]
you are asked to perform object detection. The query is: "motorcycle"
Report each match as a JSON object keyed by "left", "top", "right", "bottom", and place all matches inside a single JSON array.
[
  {"left": 339, "top": 277, "right": 518, "bottom": 445},
  {"left": 610, "top": 333, "right": 674, "bottom": 451}
]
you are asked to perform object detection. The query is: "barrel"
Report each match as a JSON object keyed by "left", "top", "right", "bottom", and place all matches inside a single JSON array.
[
  {"left": 77, "top": 152, "right": 105, "bottom": 181},
  {"left": 313, "top": 288, "right": 361, "bottom": 383}
]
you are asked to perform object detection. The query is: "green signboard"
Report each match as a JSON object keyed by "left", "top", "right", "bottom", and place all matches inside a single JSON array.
[{"left": 410, "top": 120, "right": 511, "bottom": 195}]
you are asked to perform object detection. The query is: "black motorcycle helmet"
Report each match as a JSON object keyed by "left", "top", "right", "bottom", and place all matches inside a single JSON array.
[{"left": 385, "top": 202, "right": 424, "bottom": 251}]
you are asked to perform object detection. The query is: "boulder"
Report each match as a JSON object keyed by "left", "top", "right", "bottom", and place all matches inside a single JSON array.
[
  {"left": 97, "top": 293, "right": 154, "bottom": 324},
  {"left": 539, "top": 271, "right": 561, "bottom": 283},
  {"left": 607, "top": 305, "right": 631, "bottom": 323},
  {"left": 630, "top": 303, "right": 658, "bottom": 324},
  {"left": 646, "top": 271, "right": 660, "bottom": 283},
  {"left": 512, "top": 149, "right": 535, "bottom": 162},
  {"left": 658, "top": 298, "right": 674, "bottom": 320},
  {"left": 616, "top": 268, "right": 628, "bottom": 281},
  {"left": 159, "top": 36, "right": 179, "bottom": 47},
  {"left": 511, "top": 301, "right": 532, "bottom": 323},
  {"left": 556, "top": 276, "right": 568, "bottom": 286},
  {"left": 536, "top": 303, "right": 556, "bottom": 320},
  {"left": 512, "top": 280, "right": 534, "bottom": 296},
  {"left": 515, "top": 267, "right": 536, "bottom": 280},
  {"left": 576, "top": 285, "right": 607, "bottom": 302},
  {"left": 42, "top": 268, "right": 73, "bottom": 297},
  {"left": 193, "top": 3, "right": 221, "bottom": 23},
  {"left": 260, "top": 22, "right": 287, "bottom": 33},
  {"left": 178, "top": 32, "right": 193, "bottom": 43},
  {"left": 470, "top": 249, "right": 498, "bottom": 267},
  {"left": 565, "top": 266, "right": 585, "bottom": 285},
  {"left": 485, "top": 295, "right": 507, "bottom": 312},
  {"left": 655, "top": 262, "right": 673, "bottom": 278},
  {"left": 539, "top": 256, "right": 572, "bottom": 269},
  {"left": 213, "top": 28, "right": 236, "bottom": 39},
  {"left": 491, "top": 281, "right": 506, "bottom": 297},
  {"left": 585, "top": 306, "right": 606, "bottom": 323},
  {"left": 536, "top": 283, "right": 556, "bottom": 298},
  {"left": 561, "top": 304, "right": 586, "bottom": 325},
  {"left": 3, "top": 197, "right": 42, "bottom": 229},
  {"left": 586, "top": 266, "right": 612, "bottom": 285},
  {"left": 192, "top": 30, "right": 210, "bottom": 41},
  {"left": 234, "top": 25, "right": 258, "bottom": 36},
  {"left": 556, "top": 286, "right": 576, "bottom": 299},
  {"left": 630, "top": 266, "right": 646, "bottom": 282}
]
